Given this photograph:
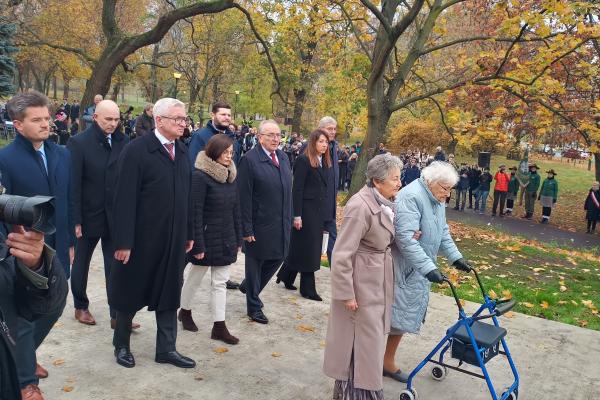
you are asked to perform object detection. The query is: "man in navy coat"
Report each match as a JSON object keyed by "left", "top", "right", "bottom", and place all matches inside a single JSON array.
[
  {"left": 0, "top": 90, "right": 73, "bottom": 400},
  {"left": 238, "top": 120, "right": 292, "bottom": 324},
  {"left": 68, "top": 100, "right": 131, "bottom": 328},
  {"left": 317, "top": 116, "right": 339, "bottom": 266}
]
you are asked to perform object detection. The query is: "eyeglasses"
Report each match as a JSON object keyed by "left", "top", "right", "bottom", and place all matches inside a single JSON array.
[
  {"left": 260, "top": 133, "right": 282, "bottom": 139},
  {"left": 160, "top": 116, "right": 187, "bottom": 125},
  {"left": 437, "top": 182, "right": 452, "bottom": 193}
]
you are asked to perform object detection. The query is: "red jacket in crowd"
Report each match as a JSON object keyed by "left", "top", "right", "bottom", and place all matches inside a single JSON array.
[{"left": 494, "top": 171, "right": 510, "bottom": 192}]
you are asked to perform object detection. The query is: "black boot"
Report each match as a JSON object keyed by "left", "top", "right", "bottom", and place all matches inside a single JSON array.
[
  {"left": 178, "top": 309, "right": 198, "bottom": 332},
  {"left": 211, "top": 321, "right": 239, "bottom": 345}
]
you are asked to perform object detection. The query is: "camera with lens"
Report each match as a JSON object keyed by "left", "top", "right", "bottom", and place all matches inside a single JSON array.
[{"left": 0, "top": 183, "right": 55, "bottom": 235}]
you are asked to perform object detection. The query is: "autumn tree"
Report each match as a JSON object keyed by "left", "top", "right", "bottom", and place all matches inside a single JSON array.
[{"left": 0, "top": 17, "right": 17, "bottom": 97}]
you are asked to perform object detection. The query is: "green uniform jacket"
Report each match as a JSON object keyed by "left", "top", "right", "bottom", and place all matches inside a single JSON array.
[
  {"left": 527, "top": 172, "right": 541, "bottom": 193},
  {"left": 508, "top": 176, "right": 520, "bottom": 194},
  {"left": 539, "top": 178, "right": 558, "bottom": 201}
]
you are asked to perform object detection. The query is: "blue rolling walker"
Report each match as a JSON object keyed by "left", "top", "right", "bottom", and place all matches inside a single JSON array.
[{"left": 399, "top": 268, "right": 520, "bottom": 400}]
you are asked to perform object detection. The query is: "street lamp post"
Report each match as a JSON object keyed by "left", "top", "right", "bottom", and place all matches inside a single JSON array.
[
  {"left": 234, "top": 90, "right": 240, "bottom": 120},
  {"left": 173, "top": 72, "right": 182, "bottom": 99}
]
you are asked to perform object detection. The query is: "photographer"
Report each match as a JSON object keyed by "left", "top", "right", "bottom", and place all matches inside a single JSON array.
[{"left": 0, "top": 225, "right": 67, "bottom": 400}]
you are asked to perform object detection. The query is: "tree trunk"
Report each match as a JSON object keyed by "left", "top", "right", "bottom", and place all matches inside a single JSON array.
[
  {"left": 448, "top": 138, "right": 458, "bottom": 155},
  {"left": 291, "top": 88, "right": 306, "bottom": 134},
  {"left": 150, "top": 43, "right": 160, "bottom": 102},
  {"left": 63, "top": 76, "right": 70, "bottom": 99},
  {"left": 52, "top": 75, "right": 57, "bottom": 99},
  {"left": 111, "top": 81, "right": 121, "bottom": 101},
  {"left": 121, "top": 83, "right": 125, "bottom": 103},
  {"left": 595, "top": 152, "right": 600, "bottom": 182}
]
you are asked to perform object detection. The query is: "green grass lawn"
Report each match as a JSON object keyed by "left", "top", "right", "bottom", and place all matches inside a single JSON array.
[{"left": 434, "top": 222, "right": 600, "bottom": 330}]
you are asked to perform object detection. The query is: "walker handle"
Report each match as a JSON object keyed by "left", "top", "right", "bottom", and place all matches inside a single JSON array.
[
  {"left": 495, "top": 299, "right": 516, "bottom": 316},
  {"left": 443, "top": 277, "right": 464, "bottom": 313}
]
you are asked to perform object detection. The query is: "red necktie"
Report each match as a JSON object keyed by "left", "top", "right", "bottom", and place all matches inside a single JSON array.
[
  {"left": 164, "top": 143, "right": 175, "bottom": 160},
  {"left": 270, "top": 152, "right": 279, "bottom": 168}
]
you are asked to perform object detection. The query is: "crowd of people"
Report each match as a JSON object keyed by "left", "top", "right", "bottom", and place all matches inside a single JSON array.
[{"left": 0, "top": 89, "right": 598, "bottom": 400}]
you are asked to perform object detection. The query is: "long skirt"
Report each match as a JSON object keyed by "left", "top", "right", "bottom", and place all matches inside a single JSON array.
[{"left": 333, "top": 353, "right": 384, "bottom": 400}]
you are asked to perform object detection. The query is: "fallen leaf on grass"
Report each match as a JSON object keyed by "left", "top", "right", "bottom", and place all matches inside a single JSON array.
[
  {"left": 213, "top": 347, "right": 229, "bottom": 354},
  {"left": 297, "top": 324, "right": 315, "bottom": 333},
  {"left": 532, "top": 268, "right": 545, "bottom": 273},
  {"left": 62, "top": 386, "right": 74, "bottom": 392},
  {"left": 558, "top": 301, "right": 568, "bottom": 305},
  {"left": 52, "top": 359, "right": 65, "bottom": 366},
  {"left": 581, "top": 300, "right": 595, "bottom": 309},
  {"left": 521, "top": 302, "right": 535, "bottom": 308},
  {"left": 571, "top": 300, "right": 578, "bottom": 306},
  {"left": 488, "top": 289, "right": 498, "bottom": 299},
  {"left": 559, "top": 285, "right": 568, "bottom": 292},
  {"left": 578, "top": 320, "right": 588, "bottom": 327},
  {"left": 501, "top": 290, "right": 512, "bottom": 299},
  {"left": 271, "top": 352, "right": 282, "bottom": 358},
  {"left": 505, "top": 245, "right": 521, "bottom": 252},
  {"left": 540, "top": 301, "right": 549, "bottom": 309}
]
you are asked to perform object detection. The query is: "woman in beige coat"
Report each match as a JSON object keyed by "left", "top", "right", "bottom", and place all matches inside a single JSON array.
[{"left": 323, "top": 154, "right": 403, "bottom": 400}]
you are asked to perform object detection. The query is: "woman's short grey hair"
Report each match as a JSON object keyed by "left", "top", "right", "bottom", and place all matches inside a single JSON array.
[
  {"left": 6, "top": 90, "right": 49, "bottom": 121},
  {"left": 144, "top": 103, "right": 154, "bottom": 112},
  {"left": 421, "top": 161, "right": 459, "bottom": 186},
  {"left": 366, "top": 154, "right": 403, "bottom": 186},
  {"left": 153, "top": 98, "right": 185, "bottom": 121},
  {"left": 318, "top": 116, "right": 337, "bottom": 128}
]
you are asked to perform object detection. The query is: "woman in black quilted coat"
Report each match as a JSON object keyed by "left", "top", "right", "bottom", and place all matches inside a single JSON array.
[{"left": 178, "top": 134, "right": 242, "bottom": 344}]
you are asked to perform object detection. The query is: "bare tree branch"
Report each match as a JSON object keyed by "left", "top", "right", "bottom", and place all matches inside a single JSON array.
[
  {"left": 334, "top": 1, "right": 372, "bottom": 62},
  {"left": 359, "top": 0, "right": 392, "bottom": 35}
]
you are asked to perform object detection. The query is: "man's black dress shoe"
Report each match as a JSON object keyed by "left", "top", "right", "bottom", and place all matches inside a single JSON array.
[
  {"left": 155, "top": 351, "right": 196, "bottom": 368},
  {"left": 301, "top": 293, "right": 323, "bottom": 302},
  {"left": 248, "top": 310, "right": 269, "bottom": 324},
  {"left": 226, "top": 280, "right": 240, "bottom": 290},
  {"left": 114, "top": 347, "right": 135, "bottom": 368}
]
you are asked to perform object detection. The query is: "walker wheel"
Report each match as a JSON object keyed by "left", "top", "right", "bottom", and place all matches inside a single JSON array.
[
  {"left": 431, "top": 365, "right": 447, "bottom": 381},
  {"left": 399, "top": 388, "right": 418, "bottom": 400},
  {"left": 502, "top": 388, "right": 518, "bottom": 399}
]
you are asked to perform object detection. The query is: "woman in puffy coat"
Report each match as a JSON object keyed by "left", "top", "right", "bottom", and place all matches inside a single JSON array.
[
  {"left": 383, "top": 161, "right": 473, "bottom": 382},
  {"left": 323, "top": 154, "right": 403, "bottom": 400},
  {"left": 178, "top": 134, "right": 242, "bottom": 345}
]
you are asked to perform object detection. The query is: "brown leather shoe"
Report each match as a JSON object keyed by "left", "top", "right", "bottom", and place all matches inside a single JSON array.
[
  {"left": 35, "top": 363, "right": 48, "bottom": 379},
  {"left": 74, "top": 309, "right": 96, "bottom": 325},
  {"left": 110, "top": 319, "right": 140, "bottom": 330},
  {"left": 21, "top": 384, "right": 44, "bottom": 400}
]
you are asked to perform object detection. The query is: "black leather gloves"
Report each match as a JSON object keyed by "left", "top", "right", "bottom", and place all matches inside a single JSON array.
[
  {"left": 425, "top": 269, "right": 445, "bottom": 283},
  {"left": 453, "top": 258, "right": 473, "bottom": 272}
]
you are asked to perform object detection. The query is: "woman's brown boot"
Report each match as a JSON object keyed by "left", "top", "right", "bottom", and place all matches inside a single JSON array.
[
  {"left": 211, "top": 321, "right": 239, "bottom": 345},
  {"left": 178, "top": 309, "right": 198, "bottom": 332}
]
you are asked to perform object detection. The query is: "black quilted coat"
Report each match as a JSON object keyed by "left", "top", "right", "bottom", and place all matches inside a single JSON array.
[{"left": 188, "top": 151, "right": 242, "bottom": 267}]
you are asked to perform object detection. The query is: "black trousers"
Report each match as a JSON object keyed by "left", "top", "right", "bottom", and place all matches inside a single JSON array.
[
  {"left": 506, "top": 198, "right": 514, "bottom": 210},
  {"left": 492, "top": 190, "right": 507, "bottom": 215},
  {"left": 542, "top": 206, "right": 552, "bottom": 218},
  {"left": 276, "top": 263, "right": 317, "bottom": 297},
  {"left": 71, "top": 235, "right": 115, "bottom": 318},
  {"left": 587, "top": 219, "right": 597, "bottom": 231},
  {"left": 468, "top": 188, "right": 477, "bottom": 208},
  {"left": 113, "top": 309, "right": 176, "bottom": 354},
  {"left": 240, "top": 256, "right": 282, "bottom": 314}
]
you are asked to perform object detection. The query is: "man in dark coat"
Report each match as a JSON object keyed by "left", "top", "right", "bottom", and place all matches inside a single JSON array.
[
  {"left": 188, "top": 102, "right": 241, "bottom": 166},
  {"left": 238, "top": 120, "right": 292, "bottom": 324},
  {"left": 134, "top": 103, "right": 154, "bottom": 137},
  {"left": 0, "top": 225, "right": 68, "bottom": 400},
  {"left": 69, "top": 100, "right": 80, "bottom": 122},
  {"left": 67, "top": 100, "right": 132, "bottom": 328},
  {"left": 109, "top": 98, "right": 195, "bottom": 369},
  {"left": 0, "top": 91, "right": 73, "bottom": 399},
  {"left": 402, "top": 157, "right": 421, "bottom": 187}
]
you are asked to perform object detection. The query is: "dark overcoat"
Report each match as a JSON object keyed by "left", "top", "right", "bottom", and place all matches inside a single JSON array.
[
  {"left": 584, "top": 189, "right": 600, "bottom": 221},
  {"left": 301, "top": 140, "right": 338, "bottom": 222},
  {"left": 188, "top": 152, "right": 242, "bottom": 267},
  {"left": 0, "top": 134, "right": 73, "bottom": 276},
  {"left": 238, "top": 146, "right": 292, "bottom": 260},
  {"left": 108, "top": 133, "right": 192, "bottom": 312},
  {"left": 285, "top": 154, "right": 327, "bottom": 272},
  {"left": 67, "top": 122, "right": 129, "bottom": 238}
]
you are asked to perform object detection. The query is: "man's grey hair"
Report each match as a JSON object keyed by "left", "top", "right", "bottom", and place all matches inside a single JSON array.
[
  {"left": 6, "top": 90, "right": 49, "bottom": 121},
  {"left": 366, "top": 153, "right": 403, "bottom": 186},
  {"left": 153, "top": 98, "right": 185, "bottom": 121},
  {"left": 421, "top": 161, "right": 459, "bottom": 186},
  {"left": 144, "top": 103, "right": 154, "bottom": 112},
  {"left": 257, "top": 119, "right": 280, "bottom": 134},
  {"left": 318, "top": 116, "right": 337, "bottom": 128}
]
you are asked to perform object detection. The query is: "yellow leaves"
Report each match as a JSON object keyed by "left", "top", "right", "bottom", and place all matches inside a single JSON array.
[
  {"left": 52, "top": 359, "right": 65, "bottom": 366},
  {"left": 504, "top": 244, "right": 521, "bottom": 252},
  {"left": 271, "top": 352, "right": 282, "bottom": 358},
  {"left": 540, "top": 301, "right": 549, "bottom": 309},
  {"left": 559, "top": 285, "right": 568, "bottom": 293},
  {"left": 501, "top": 290, "right": 513, "bottom": 300},
  {"left": 213, "top": 347, "right": 229, "bottom": 354},
  {"left": 521, "top": 302, "right": 535, "bottom": 309},
  {"left": 503, "top": 311, "right": 515, "bottom": 319},
  {"left": 62, "top": 386, "right": 74, "bottom": 393},
  {"left": 488, "top": 289, "right": 498, "bottom": 300},
  {"left": 296, "top": 324, "right": 315, "bottom": 333},
  {"left": 532, "top": 268, "right": 545, "bottom": 273}
]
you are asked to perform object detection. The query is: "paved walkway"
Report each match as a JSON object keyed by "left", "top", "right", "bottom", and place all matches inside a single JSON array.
[
  {"left": 36, "top": 249, "right": 600, "bottom": 399},
  {"left": 446, "top": 208, "right": 600, "bottom": 254}
]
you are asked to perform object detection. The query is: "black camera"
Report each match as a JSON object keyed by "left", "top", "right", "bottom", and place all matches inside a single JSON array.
[{"left": 0, "top": 194, "right": 56, "bottom": 235}]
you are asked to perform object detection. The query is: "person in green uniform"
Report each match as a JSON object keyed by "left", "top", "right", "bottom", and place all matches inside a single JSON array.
[
  {"left": 538, "top": 169, "right": 558, "bottom": 224},
  {"left": 522, "top": 163, "right": 541, "bottom": 220},
  {"left": 505, "top": 166, "right": 520, "bottom": 215}
]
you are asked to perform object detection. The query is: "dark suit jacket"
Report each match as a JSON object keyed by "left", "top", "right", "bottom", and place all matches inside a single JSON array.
[
  {"left": 108, "top": 133, "right": 193, "bottom": 312},
  {"left": 0, "top": 134, "right": 74, "bottom": 276},
  {"left": 238, "top": 146, "right": 292, "bottom": 260},
  {"left": 67, "top": 122, "right": 129, "bottom": 238},
  {"left": 301, "top": 140, "right": 339, "bottom": 222}
]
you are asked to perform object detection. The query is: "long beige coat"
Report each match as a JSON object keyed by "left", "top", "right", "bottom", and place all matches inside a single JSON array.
[{"left": 323, "top": 186, "right": 395, "bottom": 391}]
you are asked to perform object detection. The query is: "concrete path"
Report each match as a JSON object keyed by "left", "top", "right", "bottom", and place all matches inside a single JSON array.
[
  {"left": 446, "top": 208, "right": 600, "bottom": 254},
  {"left": 37, "top": 250, "right": 600, "bottom": 400}
]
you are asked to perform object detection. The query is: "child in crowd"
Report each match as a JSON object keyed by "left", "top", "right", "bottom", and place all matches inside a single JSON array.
[{"left": 584, "top": 181, "right": 600, "bottom": 233}]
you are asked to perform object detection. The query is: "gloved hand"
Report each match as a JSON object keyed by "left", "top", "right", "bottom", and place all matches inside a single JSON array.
[
  {"left": 425, "top": 269, "right": 445, "bottom": 283},
  {"left": 453, "top": 258, "right": 473, "bottom": 272}
]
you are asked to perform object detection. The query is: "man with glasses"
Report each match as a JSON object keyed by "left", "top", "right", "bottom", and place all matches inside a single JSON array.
[
  {"left": 109, "top": 98, "right": 195, "bottom": 369},
  {"left": 238, "top": 120, "right": 292, "bottom": 324}
]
